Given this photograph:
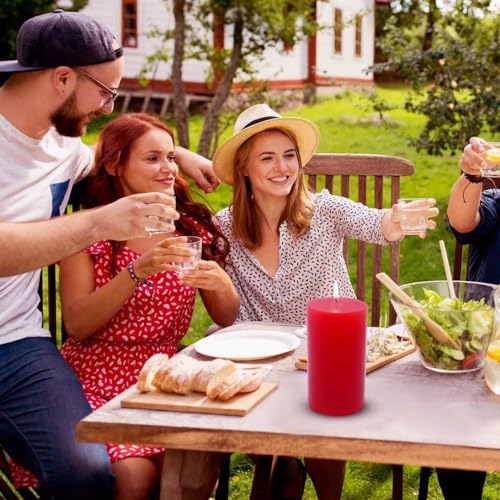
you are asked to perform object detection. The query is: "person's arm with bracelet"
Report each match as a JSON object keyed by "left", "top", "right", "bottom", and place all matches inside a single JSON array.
[
  {"left": 447, "top": 137, "right": 489, "bottom": 233},
  {"left": 59, "top": 236, "right": 197, "bottom": 341}
]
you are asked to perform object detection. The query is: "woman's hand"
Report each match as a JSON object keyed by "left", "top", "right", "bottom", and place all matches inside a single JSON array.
[
  {"left": 132, "top": 236, "right": 197, "bottom": 280},
  {"left": 386, "top": 198, "right": 439, "bottom": 240},
  {"left": 177, "top": 260, "right": 232, "bottom": 290},
  {"left": 179, "top": 260, "right": 241, "bottom": 327}
]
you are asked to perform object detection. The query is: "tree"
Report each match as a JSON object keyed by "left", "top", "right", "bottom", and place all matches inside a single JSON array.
[
  {"left": 0, "top": 1, "right": 88, "bottom": 60},
  {"left": 372, "top": 0, "right": 499, "bottom": 154},
  {"left": 171, "top": 0, "right": 190, "bottom": 148},
  {"left": 144, "top": 0, "right": 315, "bottom": 156}
]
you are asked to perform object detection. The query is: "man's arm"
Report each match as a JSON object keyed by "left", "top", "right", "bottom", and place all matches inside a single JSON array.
[
  {"left": 0, "top": 192, "right": 178, "bottom": 276},
  {"left": 176, "top": 147, "right": 220, "bottom": 193}
]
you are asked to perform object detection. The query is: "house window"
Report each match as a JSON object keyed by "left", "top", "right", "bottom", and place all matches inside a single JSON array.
[
  {"left": 122, "top": 0, "right": 138, "bottom": 48},
  {"left": 334, "top": 8, "right": 342, "bottom": 55},
  {"left": 355, "top": 14, "right": 362, "bottom": 57}
]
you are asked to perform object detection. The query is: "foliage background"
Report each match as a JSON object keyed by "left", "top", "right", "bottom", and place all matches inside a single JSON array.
[{"left": 0, "top": 0, "right": 88, "bottom": 61}]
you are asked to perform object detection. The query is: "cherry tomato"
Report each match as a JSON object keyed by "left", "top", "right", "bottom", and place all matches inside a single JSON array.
[{"left": 461, "top": 353, "right": 481, "bottom": 370}]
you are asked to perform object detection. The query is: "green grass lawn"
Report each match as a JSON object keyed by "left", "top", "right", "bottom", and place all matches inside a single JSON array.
[{"left": 86, "top": 86, "right": 499, "bottom": 499}]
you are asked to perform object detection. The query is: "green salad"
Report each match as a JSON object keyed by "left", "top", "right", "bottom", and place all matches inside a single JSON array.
[{"left": 402, "top": 289, "right": 494, "bottom": 370}]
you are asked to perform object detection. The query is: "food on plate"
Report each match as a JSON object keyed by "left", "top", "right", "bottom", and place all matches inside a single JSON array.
[
  {"left": 137, "top": 354, "right": 270, "bottom": 401},
  {"left": 397, "top": 289, "right": 494, "bottom": 371},
  {"left": 366, "top": 328, "right": 411, "bottom": 362}
]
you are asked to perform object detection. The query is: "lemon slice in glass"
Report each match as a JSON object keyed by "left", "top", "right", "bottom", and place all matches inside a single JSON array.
[
  {"left": 487, "top": 342, "right": 500, "bottom": 362},
  {"left": 486, "top": 148, "right": 500, "bottom": 162}
]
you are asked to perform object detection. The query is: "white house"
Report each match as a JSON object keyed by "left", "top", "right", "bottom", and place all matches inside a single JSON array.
[{"left": 81, "top": 0, "right": 382, "bottom": 99}]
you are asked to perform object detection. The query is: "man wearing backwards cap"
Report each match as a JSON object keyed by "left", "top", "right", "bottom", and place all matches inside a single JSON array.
[{"left": 0, "top": 9, "right": 216, "bottom": 499}]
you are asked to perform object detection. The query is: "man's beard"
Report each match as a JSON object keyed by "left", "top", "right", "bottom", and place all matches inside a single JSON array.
[{"left": 50, "top": 92, "right": 90, "bottom": 137}]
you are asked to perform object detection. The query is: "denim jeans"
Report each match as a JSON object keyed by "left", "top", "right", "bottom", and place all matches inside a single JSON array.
[{"left": 0, "top": 337, "right": 114, "bottom": 499}]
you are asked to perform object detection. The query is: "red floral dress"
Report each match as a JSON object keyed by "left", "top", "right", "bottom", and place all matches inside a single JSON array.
[{"left": 10, "top": 229, "right": 210, "bottom": 488}]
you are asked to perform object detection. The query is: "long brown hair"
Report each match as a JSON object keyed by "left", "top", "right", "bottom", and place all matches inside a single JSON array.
[
  {"left": 231, "top": 128, "right": 314, "bottom": 249},
  {"left": 81, "top": 113, "right": 229, "bottom": 269}
]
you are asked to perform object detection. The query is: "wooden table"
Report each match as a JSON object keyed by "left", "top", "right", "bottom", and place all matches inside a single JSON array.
[{"left": 76, "top": 326, "right": 500, "bottom": 499}]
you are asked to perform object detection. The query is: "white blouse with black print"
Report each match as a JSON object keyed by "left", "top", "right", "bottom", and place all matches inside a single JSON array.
[{"left": 216, "top": 190, "right": 389, "bottom": 325}]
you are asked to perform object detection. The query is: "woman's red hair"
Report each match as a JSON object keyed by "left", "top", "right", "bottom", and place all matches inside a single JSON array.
[{"left": 79, "top": 113, "right": 228, "bottom": 269}]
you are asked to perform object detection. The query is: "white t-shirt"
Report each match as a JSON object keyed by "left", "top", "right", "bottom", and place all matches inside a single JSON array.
[{"left": 0, "top": 114, "right": 93, "bottom": 344}]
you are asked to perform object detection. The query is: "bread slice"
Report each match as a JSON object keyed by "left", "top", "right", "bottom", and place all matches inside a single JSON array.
[
  {"left": 191, "top": 359, "right": 236, "bottom": 393},
  {"left": 238, "top": 366, "right": 271, "bottom": 394},
  {"left": 206, "top": 368, "right": 239, "bottom": 400},
  {"left": 217, "top": 371, "right": 250, "bottom": 401},
  {"left": 158, "top": 355, "right": 200, "bottom": 394},
  {"left": 136, "top": 353, "right": 170, "bottom": 392},
  {"left": 151, "top": 363, "right": 170, "bottom": 390}
]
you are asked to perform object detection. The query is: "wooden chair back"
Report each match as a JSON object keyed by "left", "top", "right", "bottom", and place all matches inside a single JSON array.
[
  {"left": 304, "top": 153, "right": 414, "bottom": 326},
  {"left": 38, "top": 201, "right": 83, "bottom": 347}
]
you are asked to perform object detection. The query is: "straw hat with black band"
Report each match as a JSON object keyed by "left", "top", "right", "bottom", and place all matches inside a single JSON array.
[{"left": 212, "top": 103, "right": 320, "bottom": 185}]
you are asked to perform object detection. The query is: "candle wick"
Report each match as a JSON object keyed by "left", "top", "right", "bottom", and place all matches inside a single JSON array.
[{"left": 333, "top": 280, "right": 339, "bottom": 300}]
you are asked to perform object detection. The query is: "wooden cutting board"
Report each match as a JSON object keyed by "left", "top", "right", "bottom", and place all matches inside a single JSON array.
[
  {"left": 121, "top": 382, "right": 277, "bottom": 417},
  {"left": 294, "top": 343, "right": 415, "bottom": 373}
]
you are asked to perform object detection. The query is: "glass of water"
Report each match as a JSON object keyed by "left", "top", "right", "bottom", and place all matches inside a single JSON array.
[
  {"left": 172, "top": 236, "right": 202, "bottom": 273},
  {"left": 397, "top": 198, "right": 429, "bottom": 235},
  {"left": 481, "top": 142, "right": 500, "bottom": 178},
  {"left": 145, "top": 195, "right": 176, "bottom": 234}
]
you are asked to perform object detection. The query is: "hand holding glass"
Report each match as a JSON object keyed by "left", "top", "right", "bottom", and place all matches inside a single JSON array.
[
  {"left": 481, "top": 142, "right": 500, "bottom": 178},
  {"left": 397, "top": 198, "right": 433, "bottom": 236},
  {"left": 145, "top": 195, "right": 176, "bottom": 234},
  {"left": 171, "top": 236, "right": 202, "bottom": 273}
]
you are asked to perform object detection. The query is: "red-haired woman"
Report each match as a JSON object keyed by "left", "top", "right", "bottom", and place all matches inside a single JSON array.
[{"left": 57, "top": 113, "right": 239, "bottom": 499}]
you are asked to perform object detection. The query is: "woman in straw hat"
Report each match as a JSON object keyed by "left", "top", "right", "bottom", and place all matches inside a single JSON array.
[{"left": 180, "top": 103, "right": 438, "bottom": 498}]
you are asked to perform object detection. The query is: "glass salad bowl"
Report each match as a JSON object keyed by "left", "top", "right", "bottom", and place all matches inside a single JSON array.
[{"left": 390, "top": 280, "right": 496, "bottom": 373}]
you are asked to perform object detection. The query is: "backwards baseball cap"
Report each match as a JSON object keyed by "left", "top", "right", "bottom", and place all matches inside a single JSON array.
[{"left": 0, "top": 9, "right": 123, "bottom": 85}]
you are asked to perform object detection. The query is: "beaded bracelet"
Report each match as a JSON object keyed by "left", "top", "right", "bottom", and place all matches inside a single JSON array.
[
  {"left": 462, "top": 171, "right": 483, "bottom": 184},
  {"left": 127, "top": 262, "right": 147, "bottom": 287}
]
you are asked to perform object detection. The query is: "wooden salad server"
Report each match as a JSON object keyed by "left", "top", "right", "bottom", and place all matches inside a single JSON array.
[{"left": 376, "top": 272, "right": 461, "bottom": 350}]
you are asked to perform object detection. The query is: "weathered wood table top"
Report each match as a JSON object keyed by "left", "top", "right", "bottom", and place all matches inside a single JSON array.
[{"left": 77, "top": 326, "right": 500, "bottom": 473}]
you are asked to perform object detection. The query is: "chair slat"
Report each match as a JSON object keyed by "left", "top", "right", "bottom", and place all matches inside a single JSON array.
[
  {"left": 308, "top": 175, "right": 317, "bottom": 192},
  {"left": 325, "top": 176, "right": 333, "bottom": 193}
]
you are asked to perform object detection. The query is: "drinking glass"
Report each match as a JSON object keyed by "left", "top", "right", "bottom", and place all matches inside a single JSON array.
[
  {"left": 481, "top": 142, "right": 500, "bottom": 178},
  {"left": 145, "top": 195, "right": 176, "bottom": 234},
  {"left": 172, "top": 236, "right": 202, "bottom": 273},
  {"left": 397, "top": 198, "right": 429, "bottom": 235}
]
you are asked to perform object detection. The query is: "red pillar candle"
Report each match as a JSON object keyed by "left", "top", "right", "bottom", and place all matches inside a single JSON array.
[{"left": 307, "top": 297, "right": 367, "bottom": 416}]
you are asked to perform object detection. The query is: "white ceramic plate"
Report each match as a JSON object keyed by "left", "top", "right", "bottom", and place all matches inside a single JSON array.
[{"left": 194, "top": 330, "right": 301, "bottom": 361}]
